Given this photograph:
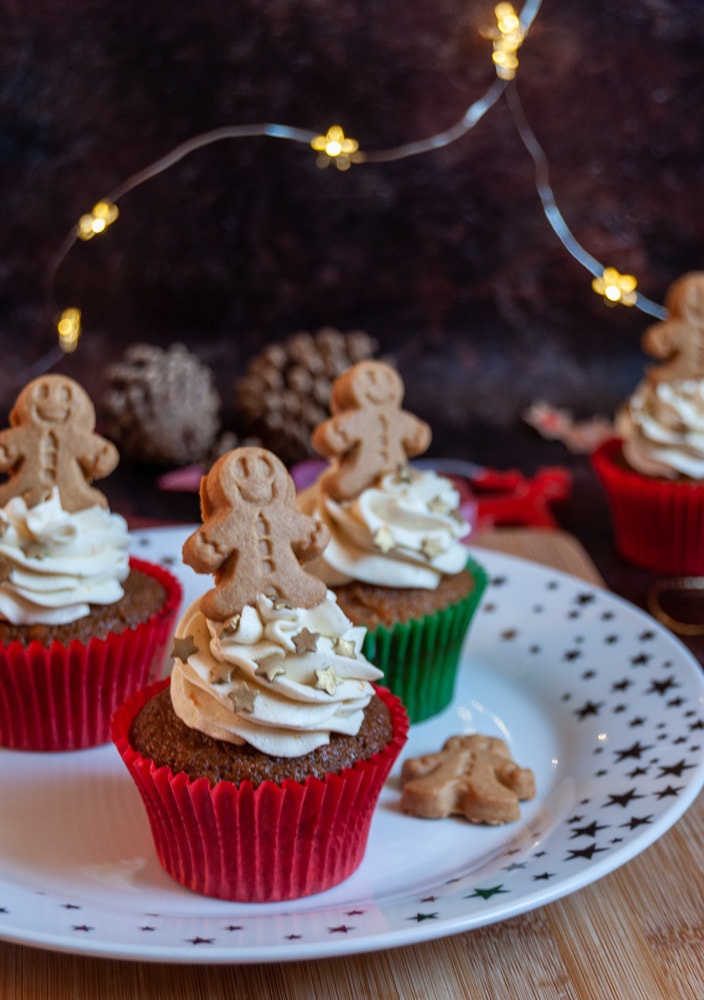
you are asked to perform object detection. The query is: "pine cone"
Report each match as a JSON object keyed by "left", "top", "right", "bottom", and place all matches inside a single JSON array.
[
  {"left": 234, "top": 327, "right": 383, "bottom": 465},
  {"left": 101, "top": 343, "right": 221, "bottom": 466}
]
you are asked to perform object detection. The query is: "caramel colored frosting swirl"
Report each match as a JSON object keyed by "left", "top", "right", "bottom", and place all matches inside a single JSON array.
[
  {"left": 169, "top": 591, "right": 382, "bottom": 758},
  {"left": 299, "top": 467, "right": 469, "bottom": 589},
  {"left": 616, "top": 378, "right": 704, "bottom": 479},
  {"left": 0, "top": 486, "right": 130, "bottom": 625}
]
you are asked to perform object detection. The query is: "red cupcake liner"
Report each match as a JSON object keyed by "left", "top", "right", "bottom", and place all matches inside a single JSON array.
[
  {"left": 592, "top": 438, "right": 704, "bottom": 575},
  {"left": 0, "top": 558, "right": 182, "bottom": 752},
  {"left": 111, "top": 677, "right": 409, "bottom": 902}
]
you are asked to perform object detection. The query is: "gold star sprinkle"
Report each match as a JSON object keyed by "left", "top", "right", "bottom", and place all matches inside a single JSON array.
[
  {"left": 273, "top": 599, "right": 291, "bottom": 611},
  {"left": 396, "top": 464, "right": 413, "bottom": 484},
  {"left": 218, "top": 614, "right": 241, "bottom": 638},
  {"left": 292, "top": 628, "right": 320, "bottom": 654},
  {"left": 333, "top": 637, "right": 356, "bottom": 658},
  {"left": 374, "top": 526, "right": 396, "bottom": 552},
  {"left": 315, "top": 665, "right": 344, "bottom": 695},
  {"left": 427, "top": 496, "right": 449, "bottom": 514},
  {"left": 256, "top": 654, "right": 286, "bottom": 682},
  {"left": 171, "top": 634, "right": 199, "bottom": 663},
  {"left": 230, "top": 683, "right": 257, "bottom": 713},
  {"left": 421, "top": 536, "right": 446, "bottom": 559}
]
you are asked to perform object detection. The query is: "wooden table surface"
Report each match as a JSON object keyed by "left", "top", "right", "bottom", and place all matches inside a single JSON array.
[{"left": 0, "top": 528, "right": 701, "bottom": 1000}]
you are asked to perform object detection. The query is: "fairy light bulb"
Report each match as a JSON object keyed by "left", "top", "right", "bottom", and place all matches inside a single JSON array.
[
  {"left": 311, "top": 125, "right": 359, "bottom": 170},
  {"left": 486, "top": 3, "right": 525, "bottom": 81},
  {"left": 56, "top": 307, "right": 82, "bottom": 352},
  {"left": 591, "top": 267, "right": 638, "bottom": 307},
  {"left": 77, "top": 200, "right": 119, "bottom": 241}
]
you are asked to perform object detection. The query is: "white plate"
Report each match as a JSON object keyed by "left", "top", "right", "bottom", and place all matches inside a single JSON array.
[{"left": 0, "top": 525, "right": 702, "bottom": 965}]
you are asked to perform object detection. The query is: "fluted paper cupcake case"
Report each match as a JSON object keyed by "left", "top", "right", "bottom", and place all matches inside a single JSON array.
[
  {"left": 110, "top": 678, "right": 409, "bottom": 902},
  {"left": 0, "top": 558, "right": 182, "bottom": 752},
  {"left": 592, "top": 438, "right": 704, "bottom": 575},
  {"left": 361, "top": 557, "right": 488, "bottom": 725}
]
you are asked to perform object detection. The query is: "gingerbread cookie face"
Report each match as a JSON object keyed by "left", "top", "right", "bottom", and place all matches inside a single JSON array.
[
  {"left": 0, "top": 374, "right": 119, "bottom": 511},
  {"left": 642, "top": 271, "right": 704, "bottom": 385},
  {"left": 311, "top": 360, "right": 431, "bottom": 501},
  {"left": 400, "top": 734, "right": 536, "bottom": 825},
  {"left": 183, "top": 446, "right": 330, "bottom": 620}
]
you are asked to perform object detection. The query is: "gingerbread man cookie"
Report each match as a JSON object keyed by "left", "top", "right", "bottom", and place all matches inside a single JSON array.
[
  {"left": 0, "top": 374, "right": 119, "bottom": 511},
  {"left": 400, "top": 734, "right": 536, "bottom": 825},
  {"left": 183, "top": 446, "right": 330, "bottom": 620},
  {"left": 642, "top": 271, "right": 704, "bottom": 385},
  {"left": 311, "top": 360, "right": 431, "bottom": 501}
]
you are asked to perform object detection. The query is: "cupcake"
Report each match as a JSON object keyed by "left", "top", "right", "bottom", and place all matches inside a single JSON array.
[
  {"left": 0, "top": 374, "right": 181, "bottom": 751},
  {"left": 111, "top": 446, "right": 408, "bottom": 902},
  {"left": 592, "top": 271, "right": 704, "bottom": 574},
  {"left": 298, "top": 360, "right": 488, "bottom": 724}
]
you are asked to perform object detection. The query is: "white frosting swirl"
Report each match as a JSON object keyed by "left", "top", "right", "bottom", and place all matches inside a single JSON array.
[
  {"left": 170, "top": 592, "right": 383, "bottom": 758},
  {"left": 299, "top": 467, "right": 469, "bottom": 588},
  {"left": 616, "top": 378, "right": 704, "bottom": 479},
  {"left": 0, "top": 487, "right": 130, "bottom": 625}
]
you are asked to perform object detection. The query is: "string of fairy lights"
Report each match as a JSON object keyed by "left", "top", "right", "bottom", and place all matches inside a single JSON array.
[{"left": 44, "top": 0, "right": 671, "bottom": 360}]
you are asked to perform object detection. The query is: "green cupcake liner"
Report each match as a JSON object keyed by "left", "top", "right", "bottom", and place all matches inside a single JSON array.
[{"left": 361, "top": 557, "right": 488, "bottom": 724}]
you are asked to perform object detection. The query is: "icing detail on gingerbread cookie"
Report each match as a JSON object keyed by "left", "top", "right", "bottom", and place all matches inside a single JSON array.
[
  {"left": 183, "top": 446, "right": 330, "bottom": 620},
  {"left": 312, "top": 361, "right": 431, "bottom": 501},
  {"left": 0, "top": 375, "right": 118, "bottom": 512},
  {"left": 169, "top": 591, "right": 382, "bottom": 757},
  {"left": 642, "top": 272, "right": 704, "bottom": 386},
  {"left": 400, "top": 734, "right": 536, "bottom": 825}
]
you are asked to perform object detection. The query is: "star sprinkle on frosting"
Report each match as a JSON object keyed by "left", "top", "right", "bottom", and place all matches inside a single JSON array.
[
  {"left": 217, "top": 614, "right": 241, "bottom": 638},
  {"left": 333, "top": 636, "right": 357, "bottom": 658},
  {"left": 256, "top": 653, "right": 286, "bottom": 682},
  {"left": 171, "top": 634, "right": 199, "bottom": 663},
  {"left": 315, "top": 665, "right": 343, "bottom": 695},
  {"left": 374, "top": 526, "right": 396, "bottom": 552},
  {"left": 230, "top": 683, "right": 257, "bottom": 713},
  {"left": 421, "top": 536, "right": 446, "bottom": 559},
  {"left": 427, "top": 495, "right": 449, "bottom": 514},
  {"left": 292, "top": 627, "right": 320, "bottom": 653}
]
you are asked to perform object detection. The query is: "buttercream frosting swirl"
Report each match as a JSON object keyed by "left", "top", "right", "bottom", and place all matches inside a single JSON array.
[
  {"left": 0, "top": 486, "right": 130, "bottom": 625},
  {"left": 170, "top": 591, "right": 382, "bottom": 757},
  {"left": 299, "top": 467, "right": 469, "bottom": 588},
  {"left": 616, "top": 378, "right": 704, "bottom": 479}
]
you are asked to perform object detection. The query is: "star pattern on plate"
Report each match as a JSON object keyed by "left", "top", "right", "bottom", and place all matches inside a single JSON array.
[{"left": 2, "top": 528, "right": 700, "bottom": 964}]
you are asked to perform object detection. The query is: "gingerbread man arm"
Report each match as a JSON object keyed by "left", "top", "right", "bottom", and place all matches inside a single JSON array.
[
  {"left": 311, "top": 410, "right": 365, "bottom": 461},
  {"left": 400, "top": 411, "right": 432, "bottom": 459},
  {"left": 0, "top": 428, "right": 22, "bottom": 474},
  {"left": 288, "top": 508, "right": 330, "bottom": 564},
  {"left": 182, "top": 513, "right": 233, "bottom": 576},
  {"left": 77, "top": 434, "right": 119, "bottom": 482}
]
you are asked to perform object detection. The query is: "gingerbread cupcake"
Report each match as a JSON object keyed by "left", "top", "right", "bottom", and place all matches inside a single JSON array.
[
  {"left": 111, "top": 446, "right": 407, "bottom": 902},
  {"left": 298, "top": 361, "right": 488, "bottom": 724},
  {"left": 592, "top": 271, "right": 704, "bottom": 574},
  {"left": 0, "top": 374, "right": 181, "bottom": 751}
]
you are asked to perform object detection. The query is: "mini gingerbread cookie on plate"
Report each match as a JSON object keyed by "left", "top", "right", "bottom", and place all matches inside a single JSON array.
[{"left": 400, "top": 734, "right": 536, "bottom": 825}]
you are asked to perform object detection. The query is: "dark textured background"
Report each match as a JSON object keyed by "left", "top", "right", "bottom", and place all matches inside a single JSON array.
[
  {"left": 2, "top": 0, "right": 702, "bottom": 450},
  {"left": 1, "top": 0, "right": 704, "bottom": 652}
]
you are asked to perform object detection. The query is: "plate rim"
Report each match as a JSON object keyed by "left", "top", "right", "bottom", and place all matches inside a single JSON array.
[{"left": 0, "top": 524, "right": 701, "bottom": 965}]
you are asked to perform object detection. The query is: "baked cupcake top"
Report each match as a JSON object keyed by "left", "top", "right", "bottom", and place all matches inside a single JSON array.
[
  {"left": 616, "top": 271, "right": 704, "bottom": 480},
  {"left": 299, "top": 360, "right": 470, "bottom": 588},
  {"left": 170, "top": 446, "right": 383, "bottom": 758},
  {"left": 0, "top": 374, "right": 130, "bottom": 625}
]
